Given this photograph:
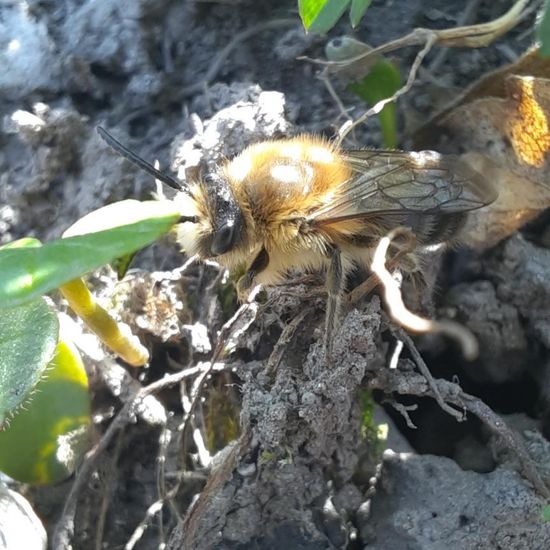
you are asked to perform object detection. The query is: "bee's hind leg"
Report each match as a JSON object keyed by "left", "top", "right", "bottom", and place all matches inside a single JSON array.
[{"left": 324, "top": 246, "right": 345, "bottom": 359}]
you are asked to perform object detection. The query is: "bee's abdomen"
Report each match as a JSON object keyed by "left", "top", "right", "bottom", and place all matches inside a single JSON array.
[{"left": 404, "top": 212, "right": 468, "bottom": 245}]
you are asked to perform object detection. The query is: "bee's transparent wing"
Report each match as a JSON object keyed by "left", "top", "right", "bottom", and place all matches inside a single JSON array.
[{"left": 309, "top": 150, "right": 497, "bottom": 225}]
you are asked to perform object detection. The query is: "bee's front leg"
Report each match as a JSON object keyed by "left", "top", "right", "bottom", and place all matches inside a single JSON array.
[
  {"left": 237, "top": 247, "right": 270, "bottom": 301},
  {"left": 324, "top": 245, "right": 344, "bottom": 358}
]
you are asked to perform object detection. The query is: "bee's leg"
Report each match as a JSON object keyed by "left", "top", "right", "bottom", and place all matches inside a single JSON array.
[
  {"left": 324, "top": 246, "right": 344, "bottom": 357},
  {"left": 237, "top": 247, "right": 270, "bottom": 300}
]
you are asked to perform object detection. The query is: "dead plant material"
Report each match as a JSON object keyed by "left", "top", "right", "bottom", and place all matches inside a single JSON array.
[
  {"left": 265, "top": 306, "right": 313, "bottom": 377},
  {"left": 371, "top": 228, "right": 479, "bottom": 360},
  {"left": 389, "top": 323, "right": 466, "bottom": 422},
  {"left": 414, "top": 50, "right": 550, "bottom": 248},
  {"left": 385, "top": 399, "right": 418, "bottom": 430},
  {"left": 414, "top": 47, "right": 550, "bottom": 143},
  {"left": 114, "top": 270, "right": 193, "bottom": 344}
]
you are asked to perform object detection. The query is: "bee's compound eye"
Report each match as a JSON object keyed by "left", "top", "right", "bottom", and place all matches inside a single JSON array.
[{"left": 210, "top": 222, "right": 237, "bottom": 256}]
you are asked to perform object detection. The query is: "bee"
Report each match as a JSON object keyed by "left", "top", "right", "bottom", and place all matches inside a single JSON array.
[{"left": 97, "top": 127, "right": 496, "bottom": 354}]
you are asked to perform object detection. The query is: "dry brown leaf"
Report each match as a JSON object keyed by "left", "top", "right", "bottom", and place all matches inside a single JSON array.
[
  {"left": 415, "top": 48, "right": 550, "bottom": 141},
  {"left": 413, "top": 51, "right": 550, "bottom": 249}
]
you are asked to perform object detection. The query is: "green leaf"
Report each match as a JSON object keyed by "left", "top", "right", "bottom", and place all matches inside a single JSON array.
[
  {"left": 349, "top": 0, "right": 371, "bottom": 27},
  {"left": 61, "top": 198, "right": 180, "bottom": 237},
  {"left": 0, "top": 337, "right": 91, "bottom": 484},
  {"left": 299, "top": 0, "right": 327, "bottom": 29},
  {"left": 0, "top": 298, "right": 58, "bottom": 425},
  {"left": 348, "top": 59, "right": 401, "bottom": 148},
  {"left": 112, "top": 252, "right": 137, "bottom": 280},
  {"left": 543, "top": 504, "right": 550, "bottom": 522},
  {"left": 0, "top": 200, "right": 181, "bottom": 309},
  {"left": 299, "top": 0, "right": 351, "bottom": 33},
  {"left": 0, "top": 238, "right": 42, "bottom": 250},
  {"left": 537, "top": 0, "right": 550, "bottom": 57}
]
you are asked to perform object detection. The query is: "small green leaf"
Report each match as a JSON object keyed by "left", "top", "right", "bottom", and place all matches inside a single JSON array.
[
  {"left": 348, "top": 59, "right": 401, "bottom": 148},
  {"left": 349, "top": 0, "right": 371, "bottom": 27},
  {"left": 0, "top": 200, "right": 181, "bottom": 309},
  {"left": 0, "top": 337, "right": 91, "bottom": 484},
  {"left": 0, "top": 238, "right": 42, "bottom": 250},
  {"left": 299, "top": 0, "right": 351, "bottom": 34},
  {"left": 543, "top": 504, "right": 550, "bottom": 522},
  {"left": 0, "top": 298, "right": 59, "bottom": 424},
  {"left": 537, "top": 0, "right": 550, "bottom": 57}
]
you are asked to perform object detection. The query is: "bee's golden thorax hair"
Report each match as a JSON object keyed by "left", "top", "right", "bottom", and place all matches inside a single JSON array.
[{"left": 224, "top": 136, "right": 351, "bottom": 229}]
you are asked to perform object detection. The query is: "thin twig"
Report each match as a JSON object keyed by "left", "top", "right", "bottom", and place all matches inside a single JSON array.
[
  {"left": 391, "top": 323, "right": 465, "bottom": 421},
  {"left": 53, "top": 400, "right": 133, "bottom": 548},
  {"left": 304, "top": 0, "right": 531, "bottom": 72},
  {"left": 176, "top": 287, "right": 260, "bottom": 488},
  {"left": 301, "top": 0, "right": 533, "bottom": 144},
  {"left": 125, "top": 499, "right": 165, "bottom": 550},
  {"left": 345, "top": 242, "right": 412, "bottom": 305},
  {"left": 385, "top": 399, "right": 418, "bottom": 429},
  {"left": 456, "top": 392, "right": 549, "bottom": 498},
  {"left": 127, "top": 435, "right": 211, "bottom": 549},
  {"left": 179, "top": 287, "right": 261, "bottom": 439},
  {"left": 320, "top": 72, "right": 356, "bottom": 126},
  {"left": 388, "top": 338, "right": 404, "bottom": 370},
  {"left": 337, "top": 34, "right": 436, "bottom": 145},
  {"left": 95, "top": 431, "right": 125, "bottom": 550},
  {"left": 155, "top": 426, "right": 173, "bottom": 546}
]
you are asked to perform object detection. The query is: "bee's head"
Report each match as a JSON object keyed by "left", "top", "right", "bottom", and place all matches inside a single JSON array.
[
  {"left": 176, "top": 171, "right": 245, "bottom": 260},
  {"left": 203, "top": 172, "right": 244, "bottom": 256},
  {"left": 94, "top": 126, "right": 246, "bottom": 260}
]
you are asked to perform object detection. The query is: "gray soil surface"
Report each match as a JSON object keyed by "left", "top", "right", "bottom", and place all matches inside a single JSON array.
[{"left": 1, "top": 1, "right": 549, "bottom": 549}]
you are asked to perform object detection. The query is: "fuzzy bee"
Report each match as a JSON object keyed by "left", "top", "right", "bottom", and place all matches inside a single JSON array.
[{"left": 97, "top": 128, "right": 496, "bottom": 353}]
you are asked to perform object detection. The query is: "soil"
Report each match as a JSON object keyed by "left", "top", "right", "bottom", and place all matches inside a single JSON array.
[{"left": 1, "top": 1, "right": 549, "bottom": 549}]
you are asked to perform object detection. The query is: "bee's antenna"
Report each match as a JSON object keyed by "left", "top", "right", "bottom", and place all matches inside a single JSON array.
[{"left": 97, "top": 126, "right": 185, "bottom": 193}]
